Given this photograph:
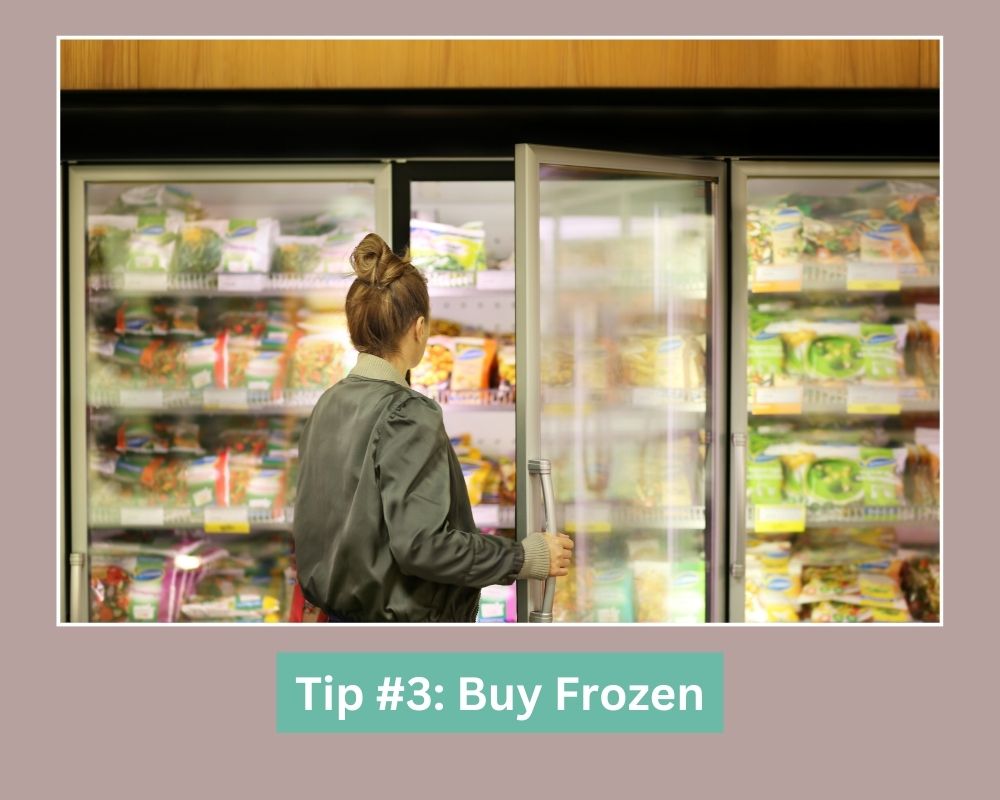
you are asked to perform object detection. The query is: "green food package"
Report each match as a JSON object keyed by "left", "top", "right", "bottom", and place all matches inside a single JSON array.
[
  {"left": 274, "top": 235, "right": 325, "bottom": 274},
  {"left": 220, "top": 218, "right": 278, "bottom": 273},
  {"left": 803, "top": 445, "right": 906, "bottom": 508},
  {"left": 88, "top": 215, "right": 137, "bottom": 273},
  {"left": 860, "top": 324, "right": 909, "bottom": 382},
  {"left": 668, "top": 561, "right": 706, "bottom": 624},
  {"left": 410, "top": 219, "right": 487, "bottom": 272},
  {"left": 126, "top": 211, "right": 182, "bottom": 272},
  {"left": 177, "top": 220, "right": 227, "bottom": 274},
  {"left": 589, "top": 566, "right": 635, "bottom": 623},
  {"left": 748, "top": 327, "right": 786, "bottom": 386}
]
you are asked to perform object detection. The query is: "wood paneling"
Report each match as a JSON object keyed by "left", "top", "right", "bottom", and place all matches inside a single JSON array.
[
  {"left": 919, "top": 39, "right": 941, "bottom": 88},
  {"left": 60, "top": 39, "right": 940, "bottom": 91},
  {"left": 60, "top": 40, "right": 138, "bottom": 90}
]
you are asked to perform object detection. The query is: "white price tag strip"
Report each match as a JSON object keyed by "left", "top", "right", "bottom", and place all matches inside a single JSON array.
[
  {"left": 203, "top": 388, "right": 249, "bottom": 409},
  {"left": 751, "top": 264, "right": 803, "bottom": 293},
  {"left": 847, "top": 263, "right": 901, "bottom": 291},
  {"left": 751, "top": 385, "right": 803, "bottom": 415},
  {"left": 475, "top": 271, "right": 515, "bottom": 291},
  {"left": 218, "top": 274, "right": 266, "bottom": 293},
  {"left": 120, "top": 507, "right": 166, "bottom": 527},
  {"left": 847, "top": 385, "right": 902, "bottom": 415},
  {"left": 123, "top": 273, "right": 169, "bottom": 292},
  {"left": 119, "top": 389, "right": 164, "bottom": 408},
  {"left": 752, "top": 505, "right": 806, "bottom": 534},
  {"left": 204, "top": 507, "right": 251, "bottom": 534}
]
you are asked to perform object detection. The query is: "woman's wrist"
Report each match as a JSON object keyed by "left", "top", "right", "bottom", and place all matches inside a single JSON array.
[{"left": 516, "top": 533, "right": 550, "bottom": 581}]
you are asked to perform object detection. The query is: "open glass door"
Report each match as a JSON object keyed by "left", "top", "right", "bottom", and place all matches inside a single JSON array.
[{"left": 515, "top": 145, "right": 726, "bottom": 623}]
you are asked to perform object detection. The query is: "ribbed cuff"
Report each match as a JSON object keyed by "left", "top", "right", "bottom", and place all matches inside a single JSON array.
[{"left": 516, "top": 533, "right": 550, "bottom": 581}]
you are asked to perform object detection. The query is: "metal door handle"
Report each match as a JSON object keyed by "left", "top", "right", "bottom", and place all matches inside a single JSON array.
[
  {"left": 528, "top": 458, "right": 557, "bottom": 623},
  {"left": 730, "top": 433, "right": 748, "bottom": 581},
  {"left": 70, "top": 552, "right": 86, "bottom": 623}
]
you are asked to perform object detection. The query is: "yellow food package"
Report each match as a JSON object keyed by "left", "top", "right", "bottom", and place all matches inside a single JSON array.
[
  {"left": 632, "top": 560, "right": 670, "bottom": 623},
  {"left": 451, "top": 337, "right": 497, "bottom": 391},
  {"left": 412, "top": 336, "right": 455, "bottom": 390}
]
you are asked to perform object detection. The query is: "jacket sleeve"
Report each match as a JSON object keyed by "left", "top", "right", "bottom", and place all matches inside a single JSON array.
[{"left": 375, "top": 395, "right": 525, "bottom": 587}]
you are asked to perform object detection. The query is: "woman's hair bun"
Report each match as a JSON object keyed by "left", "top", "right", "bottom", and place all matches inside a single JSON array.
[{"left": 350, "top": 233, "right": 406, "bottom": 288}]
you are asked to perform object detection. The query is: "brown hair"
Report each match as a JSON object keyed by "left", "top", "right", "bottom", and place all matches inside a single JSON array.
[{"left": 345, "top": 233, "right": 429, "bottom": 358}]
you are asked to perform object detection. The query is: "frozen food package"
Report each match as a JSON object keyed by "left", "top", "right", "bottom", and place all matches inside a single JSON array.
[
  {"left": 589, "top": 566, "right": 635, "bottom": 623},
  {"left": 746, "top": 207, "right": 772, "bottom": 266},
  {"left": 799, "top": 565, "right": 860, "bottom": 603},
  {"left": 88, "top": 215, "right": 138, "bottom": 273},
  {"left": 181, "top": 336, "right": 224, "bottom": 391},
  {"left": 497, "top": 338, "right": 516, "bottom": 390},
  {"left": 176, "top": 220, "right": 228, "bottom": 274},
  {"left": 290, "top": 332, "right": 346, "bottom": 390},
  {"left": 89, "top": 548, "right": 187, "bottom": 622},
  {"left": 412, "top": 336, "right": 456, "bottom": 392},
  {"left": 107, "top": 184, "right": 205, "bottom": 220},
  {"left": 801, "top": 216, "right": 862, "bottom": 262},
  {"left": 219, "top": 218, "right": 278, "bottom": 273},
  {"left": 632, "top": 561, "right": 670, "bottom": 622},
  {"left": 477, "top": 583, "right": 517, "bottom": 623},
  {"left": 620, "top": 335, "right": 706, "bottom": 391},
  {"left": 769, "top": 206, "right": 805, "bottom": 265},
  {"left": 115, "top": 421, "right": 171, "bottom": 454},
  {"left": 901, "top": 555, "right": 940, "bottom": 622},
  {"left": 631, "top": 434, "right": 703, "bottom": 508},
  {"left": 667, "top": 561, "right": 705, "bottom": 624},
  {"left": 114, "top": 300, "right": 168, "bottom": 337},
  {"left": 409, "top": 219, "right": 487, "bottom": 272},
  {"left": 450, "top": 337, "right": 498, "bottom": 392},
  {"left": 106, "top": 336, "right": 187, "bottom": 389},
  {"left": 540, "top": 348, "right": 574, "bottom": 388},
  {"left": 808, "top": 601, "right": 873, "bottom": 623},
  {"left": 126, "top": 211, "right": 183, "bottom": 272},
  {"left": 803, "top": 446, "right": 907, "bottom": 508},
  {"left": 859, "top": 220, "right": 924, "bottom": 265}
]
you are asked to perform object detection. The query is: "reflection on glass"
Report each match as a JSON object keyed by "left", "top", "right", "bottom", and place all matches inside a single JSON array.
[
  {"left": 538, "top": 166, "right": 713, "bottom": 623},
  {"left": 83, "top": 180, "right": 376, "bottom": 622},
  {"left": 744, "top": 175, "right": 941, "bottom": 624}
]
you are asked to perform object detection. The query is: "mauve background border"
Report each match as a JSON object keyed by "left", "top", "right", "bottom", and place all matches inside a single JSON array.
[{"left": 5, "top": 12, "right": 990, "bottom": 797}]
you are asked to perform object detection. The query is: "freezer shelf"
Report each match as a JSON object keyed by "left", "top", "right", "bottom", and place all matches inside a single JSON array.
[
  {"left": 91, "top": 503, "right": 514, "bottom": 532},
  {"left": 88, "top": 387, "right": 325, "bottom": 415},
  {"left": 747, "top": 504, "right": 939, "bottom": 531},
  {"left": 561, "top": 502, "right": 706, "bottom": 533},
  {"left": 749, "top": 259, "right": 939, "bottom": 294},
  {"left": 749, "top": 384, "right": 939, "bottom": 416},
  {"left": 89, "top": 269, "right": 515, "bottom": 297}
]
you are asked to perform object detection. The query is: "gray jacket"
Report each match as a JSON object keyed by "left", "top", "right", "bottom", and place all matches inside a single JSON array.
[{"left": 293, "top": 354, "right": 548, "bottom": 622}]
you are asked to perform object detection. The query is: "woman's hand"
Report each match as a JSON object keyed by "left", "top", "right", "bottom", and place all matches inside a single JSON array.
[{"left": 543, "top": 532, "right": 574, "bottom": 577}]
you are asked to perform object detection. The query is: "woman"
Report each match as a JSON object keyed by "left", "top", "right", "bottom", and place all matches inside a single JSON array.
[{"left": 293, "top": 233, "right": 573, "bottom": 622}]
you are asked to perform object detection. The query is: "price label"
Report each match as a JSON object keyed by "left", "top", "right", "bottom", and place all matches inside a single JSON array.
[
  {"left": 204, "top": 507, "right": 250, "bottom": 534},
  {"left": 847, "top": 385, "right": 902, "bottom": 415},
  {"left": 475, "top": 270, "right": 515, "bottom": 291},
  {"left": 119, "top": 389, "right": 164, "bottom": 408},
  {"left": 120, "top": 507, "right": 165, "bottom": 527},
  {"left": 122, "top": 273, "right": 169, "bottom": 292},
  {"left": 751, "top": 386, "right": 803, "bottom": 415},
  {"left": 752, "top": 505, "right": 806, "bottom": 534},
  {"left": 847, "top": 263, "right": 901, "bottom": 291},
  {"left": 218, "top": 273, "right": 266, "bottom": 293},
  {"left": 751, "top": 264, "right": 803, "bottom": 293},
  {"left": 203, "top": 388, "right": 249, "bottom": 409}
]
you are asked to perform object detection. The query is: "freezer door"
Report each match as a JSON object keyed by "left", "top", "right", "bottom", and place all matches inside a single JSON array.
[
  {"left": 515, "top": 145, "right": 727, "bottom": 623},
  {"left": 731, "top": 162, "right": 940, "bottom": 624},
  {"left": 64, "top": 164, "right": 391, "bottom": 623}
]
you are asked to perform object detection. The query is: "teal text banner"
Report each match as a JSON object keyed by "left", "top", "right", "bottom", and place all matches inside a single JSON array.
[{"left": 276, "top": 652, "right": 723, "bottom": 733}]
